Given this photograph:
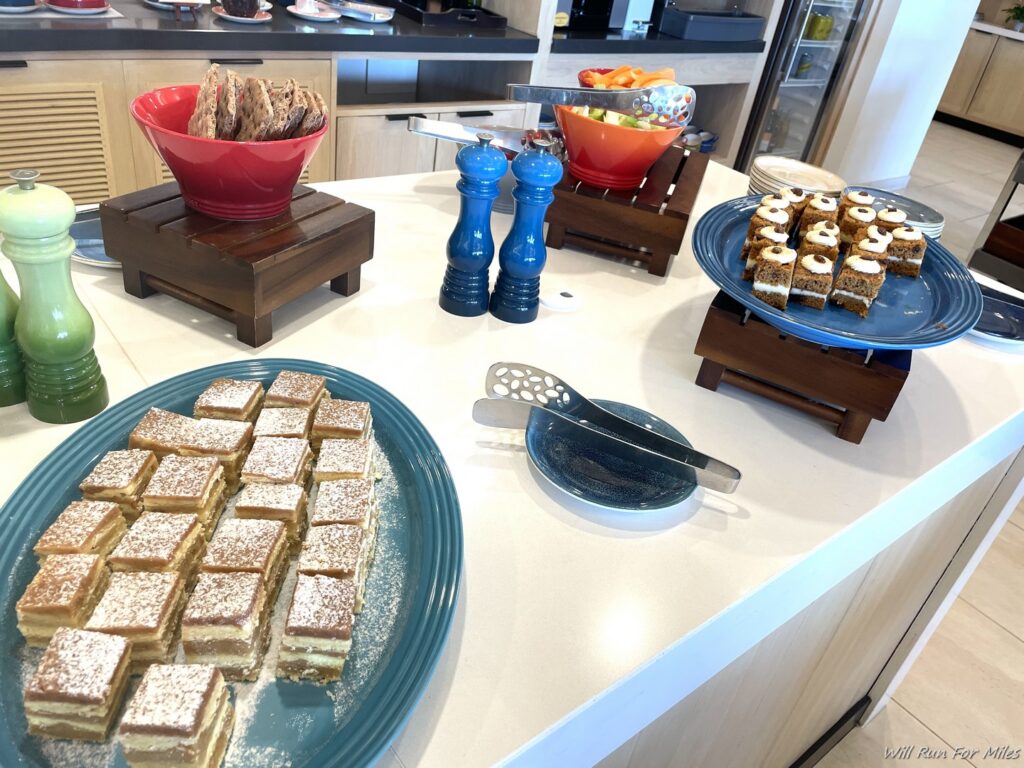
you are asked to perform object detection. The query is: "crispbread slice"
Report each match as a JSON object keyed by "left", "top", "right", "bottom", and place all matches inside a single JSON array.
[
  {"left": 236, "top": 77, "right": 274, "bottom": 143},
  {"left": 216, "top": 69, "right": 243, "bottom": 141},
  {"left": 278, "top": 87, "right": 308, "bottom": 141},
  {"left": 187, "top": 64, "right": 220, "bottom": 139},
  {"left": 265, "top": 79, "right": 298, "bottom": 141},
  {"left": 293, "top": 91, "right": 327, "bottom": 138}
]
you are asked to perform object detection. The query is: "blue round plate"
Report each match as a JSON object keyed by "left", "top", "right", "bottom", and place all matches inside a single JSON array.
[
  {"left": 691, "top": 195, "right": 983, "bottom": 350},
  {"left": 972, "top": 292, "right": 1024, "bottom": 344},
  {"left": 525, "top": 399, "right": 696, "bottom": 511},
  {"left": 0, "top": 359, "right": 462, "bottom": 768},
  {"left": 70, "top": 210, "right": 119, "bottom": 269}
]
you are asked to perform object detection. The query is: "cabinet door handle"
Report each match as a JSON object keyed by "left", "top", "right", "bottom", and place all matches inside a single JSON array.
[
  {"left": 0, "top": 61, "right": 28, "bottom": 69},
  {"left": 457, "top": 110, "right": 493, "bottom": 118},
  {"left": 209, "top": 58, "right": 264, "bottom": 65},
  {"left": 384, "top": 113, "right": 427, "bottom": 122}
]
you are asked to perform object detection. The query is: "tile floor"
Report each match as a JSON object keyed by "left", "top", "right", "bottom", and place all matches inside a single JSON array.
[
  {"left": 890, "top": 121, "right": 1024, "bottom": 264},
  {"left": 818, "top": 495, "right": 1024, "bottom": 767}
]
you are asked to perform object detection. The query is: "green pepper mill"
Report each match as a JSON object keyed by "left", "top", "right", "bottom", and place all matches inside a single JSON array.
[
  {"left": 0, "top": 267, "right": 25, "bottom": 407},
  {"left": 0, "top": 170, "right": 108, "bottom": 423}
]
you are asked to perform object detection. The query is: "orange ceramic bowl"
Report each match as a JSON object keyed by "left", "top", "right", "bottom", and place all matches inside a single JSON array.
[
  {"left": 554, "top": 105, "right": 683, "bottom": 190},
  {"left": 130, "top": 85, "right": 327, "bottom": 221}
]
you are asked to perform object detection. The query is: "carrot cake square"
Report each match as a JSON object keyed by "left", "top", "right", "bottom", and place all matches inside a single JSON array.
[
  {"left": 314, "top": 438, "right": 374, "bottom": 482},
  {"left": 85, "top": 571, "right": 185, "bottom": 672},
  {"left": 201, "top": 518, "right": 288, "bottom": 601},
  {"left": 887, "top": 226, "right": 927, "bottom": 278},
  {"left": 750, "top": 246, "right": 797, "bottom": 311},
  {"left": 241, "top": 437, "right": 313, "bottom": 486},
  {"left": 745, "top": 203, "right": 790, "bottom": 239},
  {"left": 797, "top": 227, "right": 839, "bottom": 262},
  {"left": 790, "top": 253, "right": 835, "bottom": 310},
  {"left": 181, "top": 572, "right": 269, "bottom": 680},
  {"left": 310, "top": 478, "right": 376, "bottom": 529},
  {"left": 108, "top": 513, "right": 205, "bottom": 584},
  {"left": 142, "top": 455, "right": 226, "bottom": 535},
  {"left": 849, "top": 234, "right": 889, "bottom": 264},
  {"left": 119, "top": 664, "right": 234, "bottom": 768},
  {"left": 874, "top": 205, "right": 908, "bottom": 235},
  {"left": 758, "top": 193, "right": 793, "bottom": 219},
  {"left": 34, "top": 501, "right": 127, "bottom": 561},
  {"left": 253, "top": 406, "right": 313, "bottom": 440},
  {"left": 836, "top": 189, "right": 875, "bottom": 223},
  {"left": 839, "top": 205, "right": 876, "bottom": 246},
  {"left": 24, "top": 627, "right": 132, "bottom": 742},
  {"left": 79, "top": 449, "right": 159, "bottom": 523},
  {"left": 17, "top": 554, "right": 109, "bottom": 646},
  {"left": 264, "top": 370, "right": 326, "bottom": 409},
  {"left": 777, "top": 186, "right": 809, "bottom": 218},
  {"left": 797, "top": 193, "right": 838, "bottom": 236},
  {"left": 234, "top": 482, "right": 307, "bottom": 545},
  {"left": 277, "top": 574, "right": 356, "bottom": 682},
  {"left": 809, "top": 219, "right": 841, "bottom": 240},
  {"left": 830, "top": 255, "right": 886, "bottom": 318},
  {"left": 740, "top": 224, "right": 789, "bottom": 281},
  {"left": 193, "top": 378, "right": 264, "bottom": 421}
]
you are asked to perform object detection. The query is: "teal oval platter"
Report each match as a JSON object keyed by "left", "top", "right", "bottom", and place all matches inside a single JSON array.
[{"left": 0, "top": 359, "right": 462, "bottom": 768}]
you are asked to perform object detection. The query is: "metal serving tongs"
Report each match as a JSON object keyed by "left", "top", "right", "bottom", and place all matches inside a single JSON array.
[
  {"left": 472, "top": 362, "right": 741, "bottom": 494},
  {"left": 407, "top": 116, "right": 565, "bottom": 159},
  {"left": 506, "top": 83, "right": 696, "bottom": 128}
]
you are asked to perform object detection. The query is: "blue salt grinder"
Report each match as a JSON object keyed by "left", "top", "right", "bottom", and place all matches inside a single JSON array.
[
  {"left": 490, "top": 139, "right": 563, "bottom": 324},
  {"left": 439, "top": 133, "right": 508, "bottom": 317}
]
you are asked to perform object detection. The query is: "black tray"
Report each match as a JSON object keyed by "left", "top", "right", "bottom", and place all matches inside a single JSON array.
[{"left": 377, "top": 0, "right": 506, "bottom": 27}]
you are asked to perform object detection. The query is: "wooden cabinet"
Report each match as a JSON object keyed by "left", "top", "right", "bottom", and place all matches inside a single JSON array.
[
  {"left": 938, "top": 29, "right": 996, "bottom": 116},
  {"left": 334, "top": 110, "right": 440, "bottom": 180},
  {"left": 122, "top": 58, "right": 335, "bottom": 188},
  {"left": 0, "top": 60, "right": 137, "bottom": 205},
  {"left": 966, "top": 36, "right": 1024, "bottom": 135},
  {"left": 433, "top": 105, "right": 527, "bottom": 170}
]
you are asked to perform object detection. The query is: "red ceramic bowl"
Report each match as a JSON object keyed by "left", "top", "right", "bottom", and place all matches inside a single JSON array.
[
  {"left": 554, "top": 105, "right": 682, "bottom": 191},
  {"left": 130, "top": 85, "right": 328, "bottom": 220}
]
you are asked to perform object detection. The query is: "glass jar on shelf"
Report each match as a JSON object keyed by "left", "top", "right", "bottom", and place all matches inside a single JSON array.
[{"left": 804, "top": 10, "right": 834, "bottom": 41}]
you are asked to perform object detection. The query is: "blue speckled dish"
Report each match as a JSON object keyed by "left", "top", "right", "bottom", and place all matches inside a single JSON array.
[
  {"left": 692, "top": 195, "right": 983, "bottom": 350},
  {"left": 525, "top": 399, "right": 696, "bottom": 511},
  {"left": 0, "top": 359, "right": 462, "bottom": 768}
]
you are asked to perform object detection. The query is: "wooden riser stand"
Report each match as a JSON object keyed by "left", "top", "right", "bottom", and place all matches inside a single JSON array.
[
  {"left": 544, "top": 146, "right": 710, "bottom": 277},
  {"left": 694, "top": 293, "right": 911, "bottom": 444},
  {"left": 100, "top": 183, "right": 374, "bottom": 348}
]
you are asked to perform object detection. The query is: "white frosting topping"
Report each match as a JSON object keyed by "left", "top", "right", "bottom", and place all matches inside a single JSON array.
[
  {"left": 845, "top": 190, "right": 875, "bottom": 206},
  {"left": 757, "top": 226, "right": 789, "bottom": 243},
  {"left": 760, "top": 194, "right": 789, "bottom": 208},
  {"left": 761, "top": 246, "right": 796, "bottom": 265},
  {"left": 892, "top": 226, "right": 923, "bottom": 241},
  {"left": 779, "top": 186, "right": 807, "bottom": 203},
  {"left": 848, "top": 206, "right": 876, "bottom": 223},
  {"left": 805, "top": 229, "right": 838, "bottom": 248},
  {"left": 801, "top": 254, "right": 833, "bottom": 274},
  {"left": 857, "top": 237, "right": 887, "bottom": 254},
  {"left": 756, "top": 206, "right": 789, "bottom": 225},
  {"left": 865, "top": 224, "right": 893, "bottom": 244},
  {"left": 845, "top": 255, "right": 881, "bottom": 274},
  {"left": 878, "top": 207, "right": 907, "bottom": 224},
  {"left": 810, "top": 220, "right": 840, "bottom": 234},
  {"left": 808, "top": 195, "right": 837, "bottom": 212},
  {"left": 752, "top": 281, "right": 790, "bottom": 295}
]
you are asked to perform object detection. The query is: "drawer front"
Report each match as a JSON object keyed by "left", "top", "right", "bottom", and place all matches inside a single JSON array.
[
  {"left": 965, "top": 36, "right": 1024, "bottom": 135},
  {"left": 335, "top": 112, "right": 440, "bottom": 180}
]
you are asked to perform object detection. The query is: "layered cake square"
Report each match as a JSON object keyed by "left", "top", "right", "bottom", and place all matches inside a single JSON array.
[
  {"left": 745, "top": 203, "right": 790, "bottom": 239},
  {"left": 264, "top": 370, "right": 326, "bottom": 409},
  {"left": 797, "top": 194, "right": 838, "bottom": 237},
  {"left": 182, "top": 571, "right": 269, "bottom": 680},
  {"left": 751, "top": 246, "right": 797, "bottom": 311},
  {"left": 17, "top": 553, "right": 109, "bottom": 646},
  {"left": 241, "top": 437, "right": 313, "bottom": 486},
  {"left": 233, "top": 482, "right": 307, "bottom": 545},
  {"left": 790, "top": 253, "right": 835, "bottom": 310},
  {"left": 836, "top": 189, "right": 875, "bottom": 224},
  {"left": 80, "top": 449, "right": 159, "bottom": 523},
  {"left": 740, "top": 225, "right": 789, "bottom": 282},
  {"left": 253, "top": 406, "right": 313, "bottom": 440},
  {"left": 777, "top": 186, "right": 809, "bottom": 219},
  {"left": 298, "top": 523, "right": 375, "bottom": 611},
  {"left": 757, "top": 193, "right": 793, "bottom": 220},
  {"left": 85, "top": 571, "right": 185, "bottom": 671},
  {"left": 849, "top": 235, "right": 889, "bottom": 264},
  {"left": 310, "top": 398, "right": 372, "bottom": 452},
  {"left": 277, "top": 574, "right": 356, "bottom": 682},
  {"left": 874, "top": 206, "right": 908, "bottom": 235},
  {"left": 108, "top": 512, "right": 205, "bottom": 582},
  {"left": 201, "top": 518, "right": 288, "bottom": 601},
  {"left": 887, "top": 226, "right": 927, "bottom": 278},
  {"left": 193, "top": 378, "right": 264, "bottom": 421},
  {"left": 142, "top": 455, "right": 226, "bottom": 535},
  {"left": 862, "top": 224, "right": 893, "bottom": 250},
  {"left": 830, "top": 255, "right": 886, "bottom": 318},
  {"left": 24, "top": 627, "right": 132, "bottom": 741},
  {"left": 181, "top": 419, "right": 253, "bottom": 495},
  {"left": 797, "top": 227, "right": 839, "bottom": 262},
  {"left": 314, "top": 439, "right": 374, "bottom": 482},
  {"left": 119, "top": 664, "right": 234, "bottom": 768},
  {"left": 129, "top": 408, "right": 197, "bottom": 458},
  {"left": 34, "top": 500, "right": 127, "bottom": 561},
  {"left": 310, "top": 478, "right": 376, "bottom": 529},
  {"left": 839, "top": 205, "right": 876, "bottom": 246},
  {"left": 809, "top": 220, "right": 841, "bottom": 240}
]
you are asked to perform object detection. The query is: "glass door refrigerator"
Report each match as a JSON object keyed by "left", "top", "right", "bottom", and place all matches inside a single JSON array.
[{"left": 736, "top": 0, "right": 867, "bottom": 172}]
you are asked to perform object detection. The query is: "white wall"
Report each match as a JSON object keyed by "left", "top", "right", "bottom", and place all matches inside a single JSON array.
[{"left": 823, "top": 0, "right": 977, "bottom": 186}]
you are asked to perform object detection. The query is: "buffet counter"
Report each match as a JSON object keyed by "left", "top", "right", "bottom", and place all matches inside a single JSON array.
[{"left": 2, "top": 161, "right": 1024, "bottom": 767}]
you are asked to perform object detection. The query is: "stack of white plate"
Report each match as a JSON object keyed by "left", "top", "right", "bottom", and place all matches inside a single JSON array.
[{"left": 748, "top": 155, "right": 847, "bottom": 197}]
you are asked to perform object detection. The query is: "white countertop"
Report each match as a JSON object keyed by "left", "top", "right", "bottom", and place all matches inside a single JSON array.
[
  {"left": 971, "top": 19, "right": 1024, "bottom": 42},
  {"left": 2, "top": 163, "right": 1024, "bottom": 767}
]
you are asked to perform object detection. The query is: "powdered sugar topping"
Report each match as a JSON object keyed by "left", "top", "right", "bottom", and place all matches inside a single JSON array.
[
  {"left": 285, "top": 574, "right": 355, "bottom": 639},
  {"left": 36, "top": 501, "right": 121, "bottom": 552},
  {"left": 110, "top": 513, "right": 199, "bottom": 564},
  {"left": 18, "top": 554, "right": 101, "bottom": 610},
  {"left": 86, "top": 571, "right": 180, "bottom": 631},
  {"left": 25, "top": 628, "right": 129, "bottom": 704},
  {"left": 120, "top": 664, "right": 219, "bottom": 736},
  {"left": 183, "top": 572, "right": 262, "bottom": 626},
  {"left": 80, "top": 450, "right": 155, "bottom": 492}
]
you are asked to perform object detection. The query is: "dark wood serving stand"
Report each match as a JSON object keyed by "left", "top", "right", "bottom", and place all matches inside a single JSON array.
[
  {"left": 100, "top": 183, "right": 374, "bottom": 348},
  {"left": 544, "top": 145, "right": 709, "bottom": 277},
  {"left": 694, "top": 292, "right": 911, "bottom": 444}
]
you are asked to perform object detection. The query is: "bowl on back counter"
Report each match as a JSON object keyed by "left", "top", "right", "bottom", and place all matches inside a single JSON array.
[{"left": 130, "top": 85, "right": 328, "bottom": 221}]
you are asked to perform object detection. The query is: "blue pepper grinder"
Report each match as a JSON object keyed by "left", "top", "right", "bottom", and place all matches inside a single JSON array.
[
  {"left": 439, "top": 133, "right": 509, "bottom": 317},
  {"left": 490, "top": 139, "right": 563, "bottom": 324}
]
